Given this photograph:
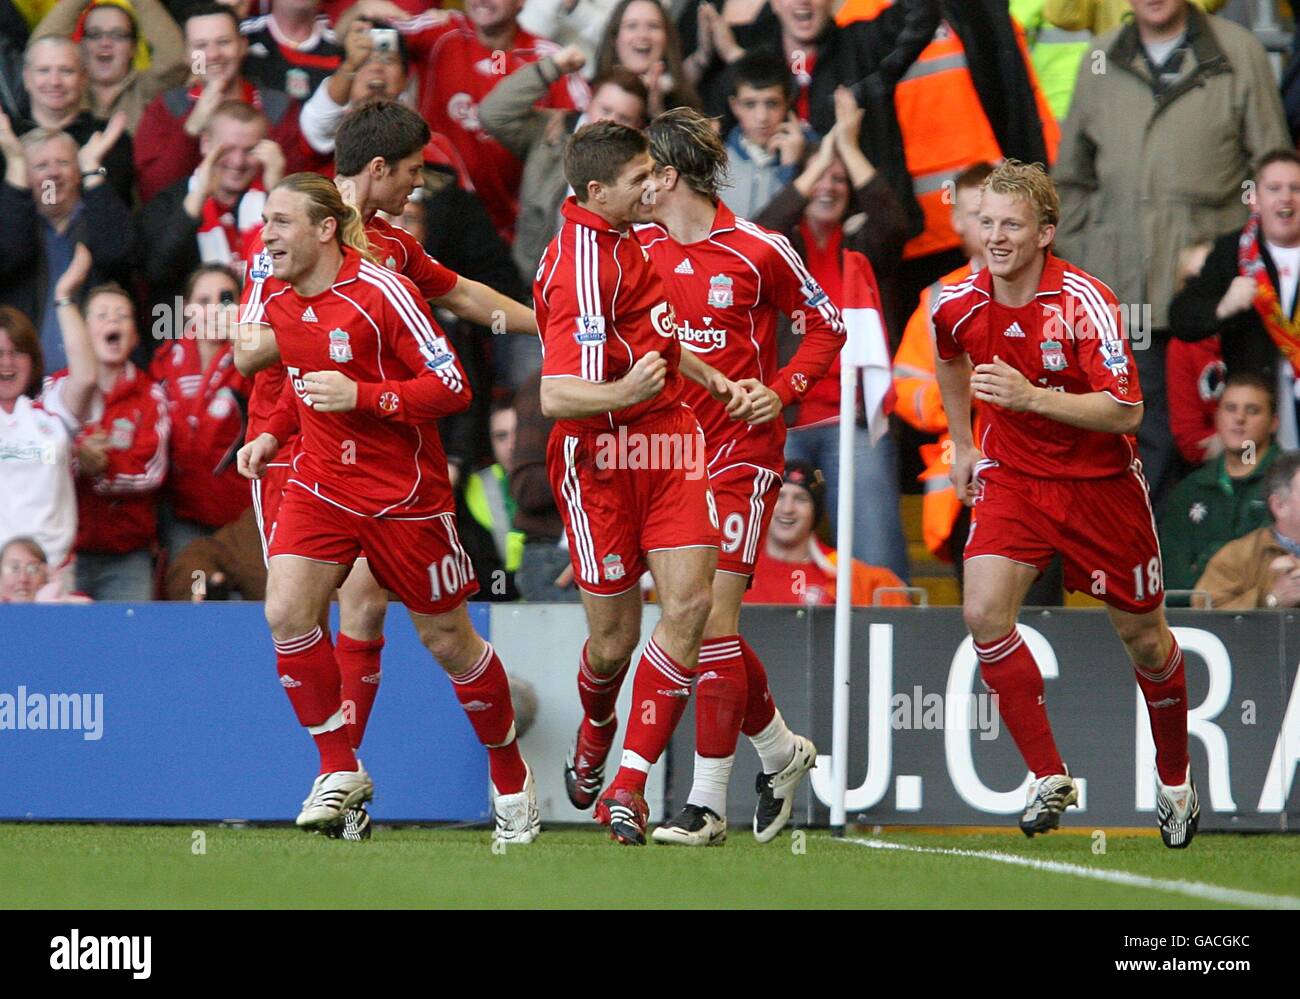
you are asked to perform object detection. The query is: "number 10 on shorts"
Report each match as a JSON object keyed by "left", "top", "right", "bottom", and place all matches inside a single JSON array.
[{"left": 428, "top": 555, "right": 467, "bottom": 602}]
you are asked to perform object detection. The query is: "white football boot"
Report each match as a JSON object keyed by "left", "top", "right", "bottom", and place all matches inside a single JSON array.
[
  {"left": 1019, "top": 769, "right": 1079, "bottom": 837},
  {"left": 1156, "top": 765, "right": 1199, "bottom": 849},
  {"left": 753, "top": 734, "right": 817, "bottom": 843},
  {"left": 492, "top": 763, "right": 541, "bottom": 845},
  {"left": 653, "top": 804, "right": 728, "bottom": 846},
  {"left": 296, "top": 762, "right": 373, "bottom": 830}
]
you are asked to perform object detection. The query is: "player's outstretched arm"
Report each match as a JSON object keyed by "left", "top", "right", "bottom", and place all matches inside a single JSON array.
[
  {"left": 233, "top": 323, "right": 280, "bottom": 377},
  {"left": 678, "top": 349, "right": 754, "bottom": 422},
  {"left": 970, "top": 356, "right": 1142, "bottom": 435},
  {"left": 540, "top": 351, "right": 666, "bottom": 419},
  {"left": 432, "top": 277, "right": 538, "bottom": 335}
]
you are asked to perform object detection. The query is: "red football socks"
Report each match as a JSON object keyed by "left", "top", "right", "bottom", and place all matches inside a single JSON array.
[
  {"left": 450, "top": 642, "right": 527, "bottom": 794},
  {"left": 274, "top": 625, "right": 356, "bottom": 774},
  {"left": 1135, "top": 637, "right": 1190, "bottom": 786},
  {"left": 577, "top": 640, "right": 629, "bottom": 751},
  {"left": 695, "top": 636, "right": 747, "bottom": 758},
  {"left": 336, "top": 632, "right": 384, "bottom": 750},
  {"left": 974, "top": 629, "right": 1065, "bottom": 779},
  {"left": 611, "top": 638, "right": 693, "bottom": 794},
  {"left": 738, "top": 636, "right": 777, "bottom": 736}
]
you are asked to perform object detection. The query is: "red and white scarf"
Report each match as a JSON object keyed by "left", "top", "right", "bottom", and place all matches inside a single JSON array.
[
  {"left": 1239, "top": 212, "right": 1300, "bottom": 376},
  {"left": 192, "top": 176, "right": 266, "bottom": 274}
]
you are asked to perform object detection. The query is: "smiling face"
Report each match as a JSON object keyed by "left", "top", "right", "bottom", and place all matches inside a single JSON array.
[
  {"left": 769, "top": 482, "right": 815, "bottom": 548},
  {"left": 86, "top": 290, "right": 137, "bottom": 365},
  {"left": 804, "top": 156, "right": 849, "bottom": 228},
  {"left": 1216, "top": 382, "right": 1277, "bottom": 456},
  {"left": 771, "top": 0, "right": 830, "bottom": 46},
  {"left": 25, "top": 135, "right": 80, "bottom": 217},
  {"left": 203, "top": 113, "right": 267, "bottom": 203},
  {"left": 261, "top": 187, "right": 333, "bottom": 285},
  {"left": 81, "top": 6, "right": 135, "bottom": 88},
  {"left": 591, "top": 150, "right": 656, "bottom": 226},
  {"left": 0, "top": 328, "right": 36, "bottom": 405},
  {"left": 186, "top": 12, "right": 246, "bottom": 84},
  {"left": 1257, "top": 160, "right": 1300, "bottom": 248},
  {"left": 0, "top": 541, "right": 48, "bottom": 603},
  {"left": 368, "top": 149, "right": 425, "bottom": 217},
  {"left": 979, "top": 189, "right": 1053, "bottom": 283},
  {"left": 24, "top": 39, "right": 86, "bottom": 118},
  {"left": 615, "top": 0, "right": 667, "bottom": 76}
]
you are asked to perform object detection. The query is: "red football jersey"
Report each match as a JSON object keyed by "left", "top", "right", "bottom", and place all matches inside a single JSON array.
[
  {"left": 150, "top": 339, "right": 252, "bottom": 528},
  {"left": 241, "top": 217, "right": 459, "bottom": 449},
  {"left": 396, "top": 10, "right": 586, "bottom": 240},
  {"left": 635, "top": 203, "right": 845, "bottom": 470},
  {"left": 242, "top": 247, "right": 471, "bottom": 517},
  {"left": 534, "top": 197, "right": 685, "bottom": 434},
  {"left": 932, "top": 253, "right": 1142, "bottom": 479}
]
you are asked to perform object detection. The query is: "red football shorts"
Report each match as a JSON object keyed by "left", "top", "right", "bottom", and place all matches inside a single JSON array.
[
  {"left": 965, "top": 463, "right": 1164, "bottom": 614},
  {"left": 709, "top": 461, "right": 782, "bottom": 577},
  {"left": 251, "top": 462, "right": 290, "bottom": 566},
  {"left": 269, "top": 486, "right": 478, "bottom": 615},
  {"left": 548, "top": 406, "right": 720, "bottom": 596}
]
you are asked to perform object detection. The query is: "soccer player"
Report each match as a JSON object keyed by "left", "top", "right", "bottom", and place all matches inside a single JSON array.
[
  {"left": 932, "top": 160, "right": 1198, "bottom": 848},
  {"left": 235, "top": 100, "right": 536, "bottom": 840},
  {"left": 237, "top": 173, "right": 540, "bottom": 844},
  {"left": 629, "top": 107, "right": 845, "bottom": 846},
  {"left": 534, "top": 120, "right": 751, "bottom": 845}
]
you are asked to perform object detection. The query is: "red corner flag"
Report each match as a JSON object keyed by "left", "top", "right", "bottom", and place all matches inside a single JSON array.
[{"left": 841, "top": 250, "right": 894, "bottom": 442}]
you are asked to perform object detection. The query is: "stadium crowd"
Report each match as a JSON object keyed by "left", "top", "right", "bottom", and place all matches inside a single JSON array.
[{"left": 2, "top": 0, "right": 1300, "bottom": 612}]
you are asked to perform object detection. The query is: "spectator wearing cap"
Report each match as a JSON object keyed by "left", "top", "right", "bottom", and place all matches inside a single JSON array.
[
  {"left": 240, "top": 0, "right": 342, "bottom": 102},
  {"left": 479, "top": 44, "right": 646, "bottom": 294},
  {"left": 1195, "top": 449, "right": 1300, "bottom": 609},
  {"left": 1160, "top": 372, "right": 1280, "bottom": 593},
  {"left": 0, "top": 117, "right": 135, "bottom": 372},
  {"left": 140, "top": 100, "right": 281, "bottom": 320},
  {"left": 32, "top": 0, "right": 187, "bottom": 130},
  {"left": 12, "top": 35, "right": 134, "bottom": 202},
  {"left": 134, "top": 2, "right": 307, "bottom": 203},
  {"left": 149, "top": 263, "right": 251, "bottom": 559},
  {"left": 0, "top": 255, "right": 95, "bottom": 577},
  {"left": 340, "top": 0, "right": 588, "bottom": 242},
  {"left": 0, "top": 536, "right": 90, "bottom": 601},
  {"left": 43, "top": 280, "right": 170, "bottom": 600},
  {"left": 746, "top": 460, "right": 909, "bottom": 606},
  {"left": 298, "top": 11, "right": 409, "bottom": 157}
]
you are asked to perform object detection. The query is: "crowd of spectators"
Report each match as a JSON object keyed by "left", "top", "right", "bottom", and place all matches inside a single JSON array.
[{"left": 1, "top": 0, "right": 1299, "bottom": 611}]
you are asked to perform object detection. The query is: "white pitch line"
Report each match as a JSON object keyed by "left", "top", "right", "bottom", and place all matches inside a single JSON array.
[{"left": 841, "top": 836, "right": 1300, "bottom": 910}]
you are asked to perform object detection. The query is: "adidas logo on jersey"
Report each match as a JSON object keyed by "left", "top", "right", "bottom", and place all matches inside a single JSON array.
[
  {"left": 674, "top": 259, "right": 694, "bottom": 274},
  {"left": 301, "top": 306, "right": 318, "bottom": 323},
  {"left": 1003, "top": 321, "right": 1026, "bottom": 338}
]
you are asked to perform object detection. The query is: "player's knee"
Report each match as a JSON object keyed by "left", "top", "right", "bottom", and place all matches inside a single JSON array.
[
  {"left": 587, "top": 631, "right": 637, "bottom": 672},
  {"left": 264, "top": 595, "right": 316, "bottom": 642},
  {"left": 1121, "top": 624, "right": 1167, "bottom": 670},
  {"left": 662, "top": 585, "right": 713, "bottom": 633},
  {"left": 963, "top": 599, "right": 1013, "bottom": 643},
  {"left": 339, "top": 589, "right": 388, "bottom": 640}
]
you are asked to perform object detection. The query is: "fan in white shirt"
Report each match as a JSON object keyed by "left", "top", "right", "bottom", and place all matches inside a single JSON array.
[{"left": 0, "top": 246, "right": 96, "bottom": 568}]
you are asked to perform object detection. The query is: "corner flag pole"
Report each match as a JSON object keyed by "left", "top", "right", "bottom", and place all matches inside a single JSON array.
[{"left": 829, "top": 252, "right": 892, "bottom": 837}]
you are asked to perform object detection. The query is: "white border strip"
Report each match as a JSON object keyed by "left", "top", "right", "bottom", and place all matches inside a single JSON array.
[{"left": 841, "top": 837, "right": 1300, "bottom": 910}]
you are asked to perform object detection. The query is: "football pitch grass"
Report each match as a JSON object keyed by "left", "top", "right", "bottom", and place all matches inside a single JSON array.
[{"left": 3, "top": 823, "right": 1299, "bottom": 909}]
